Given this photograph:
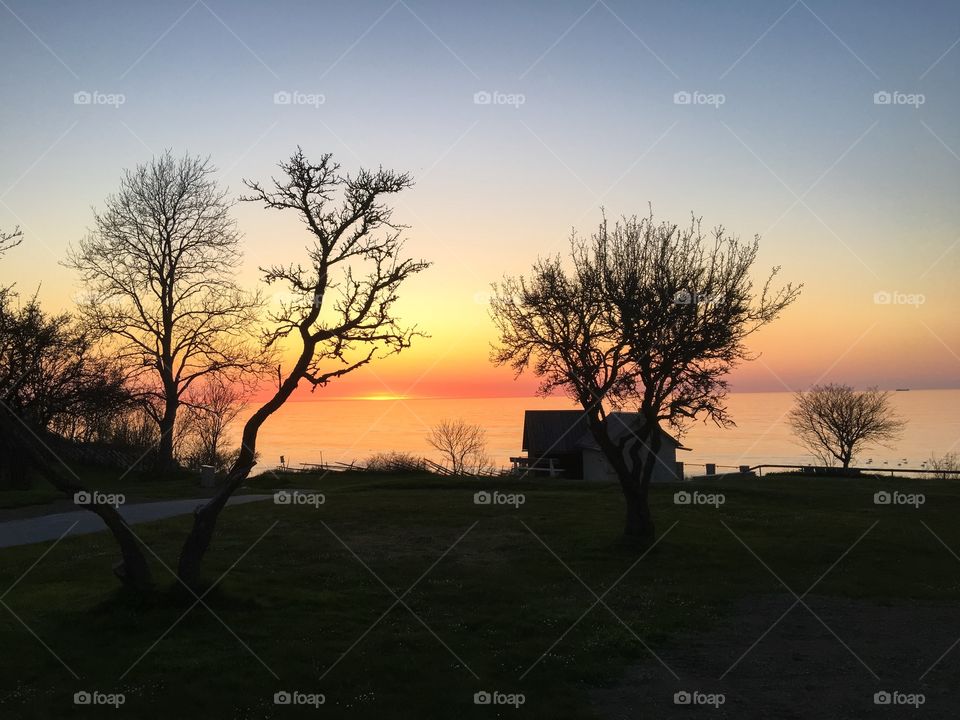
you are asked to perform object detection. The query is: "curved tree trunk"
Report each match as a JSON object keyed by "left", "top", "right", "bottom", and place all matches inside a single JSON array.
[
  {"left": 177, "top": 346, "right": 314, "bottom": 592},
  {"left": 86, "top": 503, "right": 153, "bottom": 592},
  {"left": 0, "top": 409, "right": 153, "bottom": 592},
  {"left": 176, "top": 458, "right": 255, "bottom": 591}
]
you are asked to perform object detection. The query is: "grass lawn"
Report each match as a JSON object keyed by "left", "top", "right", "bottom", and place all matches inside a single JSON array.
[
  {"left": 0, "top": 473, "right": 958, "bottom": 718},
  {"left": 0, "top": 489, "right": 60, "bottom": 510}
]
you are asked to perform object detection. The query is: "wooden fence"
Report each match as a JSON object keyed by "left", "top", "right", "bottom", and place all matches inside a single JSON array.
[{"left": 684, "top": 462, "right": 960, "bottom": 479}]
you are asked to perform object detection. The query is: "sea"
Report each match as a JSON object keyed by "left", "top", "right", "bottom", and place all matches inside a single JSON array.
[{"left": 226, "top": 389, "right": 960, "bottom": 475}]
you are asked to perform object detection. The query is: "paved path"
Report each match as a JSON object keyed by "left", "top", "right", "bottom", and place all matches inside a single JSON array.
[{"left": 0, "top": 495, "right": 273, "bottom": 549}]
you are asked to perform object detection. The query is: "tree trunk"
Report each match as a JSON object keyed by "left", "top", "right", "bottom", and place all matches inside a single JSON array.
[
  {"left": 0, "top": 409, "right": 153, "bottom": 592},
  {"left": 622, "top": 415, "right": 661, "bottom": 546},
  {"left": 622, "top": 486, "right": 654, "bottom": 545},
  {"left": 176, "top": 460, "right": 254, "bottom": 592},
  {"left": 582, "top": 406, "right": 659, "bottom": 548},
  {"left": 87, "top": 504, "right": 153, "bottom": 592},
  {"left": 176, "top": 342, "right": 313, "bottom": 591},
  {"left": 155, "top": 399, "right": 178, "bottom": 472}
]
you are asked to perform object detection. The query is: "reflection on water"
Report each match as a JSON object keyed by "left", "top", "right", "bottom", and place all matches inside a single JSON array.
[{"left": 227, "top": 390, "right": 960, "bottom": 473}]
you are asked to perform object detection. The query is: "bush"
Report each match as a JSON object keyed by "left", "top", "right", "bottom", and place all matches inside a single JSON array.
[
  {"left": 929, "top": 452, "right": 960, "bottom": 480},
  {"left": 365, "top": 451, "right": 427, "bottom": 473}
]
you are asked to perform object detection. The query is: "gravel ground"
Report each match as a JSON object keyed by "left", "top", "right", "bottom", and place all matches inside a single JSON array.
[{"left": 591, "top": 594, "right": 960, "bottom": 719}]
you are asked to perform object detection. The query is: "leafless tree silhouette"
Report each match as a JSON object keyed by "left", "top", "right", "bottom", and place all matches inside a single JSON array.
[
  {"left": 180, "top": 377, "right": 245, "bottom": 470},
  {"left": 176, "top": 149, "right": 429, "bottom": 589},
  {"left": 492, "top": 212, "right": 800, "bottom": 544},
  {"left": 427, "top": 418, "right": 488, "bottom": 475},
  {"left": 66, "top": 151, "right": 266, "bottom": 470},
  {"left": 788, "top": 384, "right": 905, "bottom": 468}
]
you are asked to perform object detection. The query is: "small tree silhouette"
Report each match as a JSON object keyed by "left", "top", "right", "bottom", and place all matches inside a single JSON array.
[
  {"left": 427, "top": 419, "right": 488, "bottom": 475},
  {"left": 788, "top": 384, "right": 905, "bottom": 468}
]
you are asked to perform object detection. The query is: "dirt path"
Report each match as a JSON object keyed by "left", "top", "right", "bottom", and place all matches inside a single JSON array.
[{"left": 591, "top": 594, "right": 960, "bottom": 719}]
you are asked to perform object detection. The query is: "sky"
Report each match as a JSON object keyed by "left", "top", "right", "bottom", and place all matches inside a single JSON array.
[{"left": 0, "top": 0, "right": 958, "bottom": 399}]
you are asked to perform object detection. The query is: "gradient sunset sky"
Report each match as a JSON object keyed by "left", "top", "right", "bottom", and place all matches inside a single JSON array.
[{"left": 1, "top": 0, "right": 957, "bottom": 399}]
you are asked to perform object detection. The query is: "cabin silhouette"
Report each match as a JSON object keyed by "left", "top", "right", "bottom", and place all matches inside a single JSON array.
[{"left": 513, "top": 410, "right": 688, "bottom": 482}]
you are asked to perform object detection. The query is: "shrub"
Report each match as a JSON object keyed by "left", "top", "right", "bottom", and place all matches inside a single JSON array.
[
  {"left": 365, "top": 451, "right": 427, "bottom": 473},
  {"left": 929, "top": 452, "right": 960, "bottom": 480}
]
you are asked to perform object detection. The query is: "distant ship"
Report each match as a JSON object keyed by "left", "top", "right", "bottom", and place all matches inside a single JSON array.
[{"left": 895, "top": 388, "right": 910, "bottom": 392}]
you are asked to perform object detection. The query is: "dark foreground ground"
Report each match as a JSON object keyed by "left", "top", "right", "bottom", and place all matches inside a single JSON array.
[{"left": 0, "top": 471, "right": 958, "bottom": 718}]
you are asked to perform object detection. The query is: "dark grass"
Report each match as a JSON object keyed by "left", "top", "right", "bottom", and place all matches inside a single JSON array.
[
  {"left": 0, "top": 489, "right": 59, "bottom": 509},
  {"left": 0, "top": 474, "right": 958, "bottom": 718}
]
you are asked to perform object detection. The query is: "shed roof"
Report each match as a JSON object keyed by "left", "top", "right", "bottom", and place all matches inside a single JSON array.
[{"left": 521, "top": 410, "right": 688, "bottom": 454}]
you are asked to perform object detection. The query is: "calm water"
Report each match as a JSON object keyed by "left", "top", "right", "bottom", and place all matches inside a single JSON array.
[{"left": 228, "top": 390, "right": 960, "bottom": 474}]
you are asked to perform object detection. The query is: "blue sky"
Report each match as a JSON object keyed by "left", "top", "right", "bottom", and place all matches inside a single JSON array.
[{"left": 1, "top": 0, "right": 958, "bottom": 394}]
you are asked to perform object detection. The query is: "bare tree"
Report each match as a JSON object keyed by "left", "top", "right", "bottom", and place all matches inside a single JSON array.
[
  {"left": 176, "top": 149, "right": 429, "bottom": 589},
  {"left": 929, "top": 452, "right": 960, "bottom": 480},
  {"left": 427, "top": 418, "right": 488, "bottom": 475},
  {"left": 180, "top": 377, "right": 245, "bottom": 470},
  {"left": 66, "top": 151, "right": 265, "bottom": 470},
  {"left": 492, "top": 213, "right": 799, "bottom": 543},
  {"left": 788, "top": 384, "right": 905, "bottom": 469}
]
